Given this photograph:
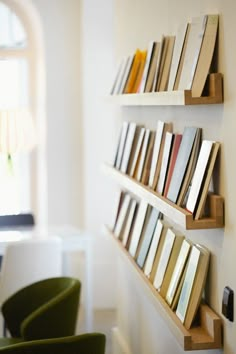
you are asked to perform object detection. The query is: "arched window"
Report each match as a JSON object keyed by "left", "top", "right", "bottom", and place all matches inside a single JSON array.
[{"left": 0, "top": 0, "right": 47, "bottom": 229}]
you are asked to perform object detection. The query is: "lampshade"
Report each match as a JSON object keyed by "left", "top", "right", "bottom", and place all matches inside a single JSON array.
[{"left": 0, "top": 108, "right": 37, "bottom": 154}]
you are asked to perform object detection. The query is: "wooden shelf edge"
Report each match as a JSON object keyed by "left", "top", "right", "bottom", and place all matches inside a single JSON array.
[
  {"left": 106, "top": 229, "right": 222, "bottom": 351},
  {"left": 102, "top": 163, "right": 224, "bottom": 230},
  {"left": 105, "top": 73, "right": 223, "bottom": 106}
]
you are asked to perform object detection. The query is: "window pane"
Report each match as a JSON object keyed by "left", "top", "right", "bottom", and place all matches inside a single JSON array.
[{"left": 0, "top": 3, "right": 27, "bottom": 48}]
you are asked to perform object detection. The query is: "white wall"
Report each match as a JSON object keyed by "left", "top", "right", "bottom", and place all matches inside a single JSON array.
[
  {"left": 31, "top": 0, "right": 84, "bottom": 228},
  {"left": 111, "top": 0, "right": 236, "bottom": 353}
]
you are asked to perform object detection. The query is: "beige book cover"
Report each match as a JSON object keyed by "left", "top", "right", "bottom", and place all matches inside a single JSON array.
[
  {"left": 184, "top": 244, "right": 210, "bottom": 329},
  {"left": 115, "top": 121, "right": 129, "bottom": 170},
  {"left": 138, "top": 41, "right": 156, "bottom": 93},
  {"left": 135, "top": 129, "right": 151, "bottom": 182},
  {"left": 119, "top": 54, "right": 134, "bottom": 94},
  {"left": 151, "top": 36, "right": 165, "bottom": 92},
  {"left": 122, "top": 199, "right": 138, "bottom": 247},
  {"left": 153, "top": 227, "right": 176, "bottom": 290},
  {"left": 129, "top": 127, "right": 145, "bottom": 177},
  {"left": 176, "top": 245, "right": 201, "bottom": 323},
  {"left": 141, "top": 131, "right": 156, "bottom": 185},
  {"left": 159, "top": 234, "right": 184, "bottom": 298},
  {"left": 165, "top": 239, "right": 192, "bottom": 307},
  {"left": 144, "top": 42, "right": 160, "bottom": 93},
  {"left": 174, "top": 23, "right": 191, "bottom": 90},
  {"left": 168, "top": 22, "right": 189, "bottom": 91},
  {"left": 178, "top": 15, "right": 207, "bottom": 90},
  {"left": 191, "top": 15, "right": 219, "bottom": 97},
  {"left": 113, "top": 193, "right": 131, "bottom": 238},
  {"left": 155, "top": 36, "right": 169, "bottom": 91},
  {"left": 159, "top": 36, "right": 176, "bottom": 92}
]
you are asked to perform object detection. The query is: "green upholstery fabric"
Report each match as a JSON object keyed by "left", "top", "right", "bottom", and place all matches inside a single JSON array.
[
  {"left": 1, "top": 277, "right": 81, "bottom": 341},
  {"left": 0, "top": 333, "right": 106, "bottom": 354}
]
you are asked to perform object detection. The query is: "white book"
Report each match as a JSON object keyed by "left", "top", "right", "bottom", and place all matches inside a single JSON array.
[
  {"left": 166, "top": 239, "right": 191, "bottom": 306},
  {"left": 128, "top": 201, "right": 149, "bottom": 258},
  {"left": 178, "top": 15, "right": 207, "bottom": 90},
  {"left": 167, "top": 22, "right": 189, "bottom": 91},
  {"left": 148, "top": 121, "right": 165, "bottom": 187},
  {"left": 186, "top": 140, "right": 214, "bottom": 214},
  {"left": 122, "top": 199, "right": 138, "bottom": 247},
  {"left": 115, "top": 121, "right": 129, "bottom": 170},
  {"left": 120, "top": 122, "right": 137, "bottom": 173},
  {"left": 111, "top": 57, "right": 127, "bottom": 95},
  {"left": 144, "top": 219, "right": 164, "bottom": 278},
  {"left": 119, "top": 54, "right": 134, "bottom": 94},
  {"left": 113, "top": 194, "right": 131, "bottom": 238},
  {"left": 176, "top": 245, "right": 201, "bottom": 323},
  {"left": 136, "top": 129, "right": 151, "bottom": 181},
  {"left": 153, "top": 228, "right": 176, "bottom": 290},
  {"left": 157, "top": 132, "right": 173, "bottom": 194}
]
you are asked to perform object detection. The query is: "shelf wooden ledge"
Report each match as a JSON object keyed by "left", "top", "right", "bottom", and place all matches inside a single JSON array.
[
  {"left": 102, "top": 163, "right": 224, "bottom": 230},
  {"left": 106, "top": 229, "right": 222, "bottom": 351},
  {"left": 106, "top": 73, "right": 223, "bottom": 106}
]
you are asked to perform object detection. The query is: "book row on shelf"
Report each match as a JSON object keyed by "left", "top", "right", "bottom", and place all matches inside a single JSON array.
[
  {"left": 110, "top": 14, "right": 219, "bottom": 97},
  {"left": 110, "top": 191, "right": 210, "bottom": 330},
  {"left": 113, "top": 119, "right": 220, "bottom": 221}
]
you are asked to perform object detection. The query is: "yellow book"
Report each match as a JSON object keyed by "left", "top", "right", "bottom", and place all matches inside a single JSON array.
[
  {"left": 124, "top": 49, "right": 142, "bottom": 94},
  {"left": 132, "top": 50, "right": 147, "bottom": 93}
]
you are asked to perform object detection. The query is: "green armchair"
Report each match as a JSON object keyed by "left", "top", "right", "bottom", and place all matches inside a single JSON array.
[
  {"left": 0, "top": 333, "right": 106, "bottom": 354},
  {"left": 0, "top": 277, "right": 81, "bottom": 347}
]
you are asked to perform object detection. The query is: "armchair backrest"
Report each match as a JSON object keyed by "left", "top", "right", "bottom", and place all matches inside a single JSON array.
[
  {"left": 0, "top": 333, "right": 106, "bottom": 354},
  {"left": 1, "top": 277, "right": 81, "bottom": 340}
]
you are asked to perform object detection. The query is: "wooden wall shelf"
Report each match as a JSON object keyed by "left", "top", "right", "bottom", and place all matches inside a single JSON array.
[
  {"left": 102, "top": 163, "right": 224, "bottom": 230},
  {"left": 106, "top": 73, "right": 223, "bottom": 106},
  {"left": 106, "top": 229, "right": 222, "bottom": 351}
]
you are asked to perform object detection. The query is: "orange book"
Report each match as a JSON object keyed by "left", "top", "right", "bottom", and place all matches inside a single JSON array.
[
  {"left": 133, "top": 50, "right": 147, "bottom": 93},
  {"left": 124, "top": 49, "right": 142, "bottom": 94}
]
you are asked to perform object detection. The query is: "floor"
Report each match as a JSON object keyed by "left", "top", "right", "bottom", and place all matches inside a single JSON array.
[{"left": 77, "top": 308, "right": 117, "bottom": 354}]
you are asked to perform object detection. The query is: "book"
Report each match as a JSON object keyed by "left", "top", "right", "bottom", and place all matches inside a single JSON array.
[
  {"left": 141, "top": 131, "right": 156, "bottom": 185},
  {"left": 153, "top": 227, "right": 178, "bottom": 290},
  {"left": 194, "top": 142, "right": 220, "bottom": 219},
  {"left": 148, "top": 121, "right": 172, "bottom": 189},
  {"left": 165, "top": 239, "right": 192, "bottom": 307},
  {"left": 159, "top": 233, "right": 184, "bottom": 298},
  {"left": 174, "top": 23, "right": 191, "bottom": 90},
  {"left": 149, "top": 222, "right": 170, "bottom": 283},
  {"left": 144, "top": 42, "right": 160, "bottom": 93},
  {"left": 135, "top": 129, "right": 152, "bottom": 181},
  {"left": 191, "top": 15, "right": 219, "bottom": 97},
  {"left": 113, "top": 193, "right": 131, "bottom": 238},
  {"left": 132, "top": 50, "right": 147, "bottom": 93},
  {"left": 155, "top": 36, "right": 169, "bottom": 91},
  {"left": 129, "top": 127, "right": 145, "bottom": 177},
  {"left": 168, "top": 22, "right": 189, "bottom": 91},
  {"left": 186, "top": 140, "right": 215, "bottom": 214},
  {"left": 122, "top": 199, "right": 138, "bottom": 247},
  {"left": 110, "top": 189, "right": 124, "bottom": 231},
  {"left": 166, "top": 126, "right": 199, "bottom": 204},
  {"left": 163, "top": 134, "right": 182, "bottom": 198},
  {"left": 128, "top": 201, "right": 149, "bottom": 258},
  {"left": 114, "top": 121, "right": 129, "bottom": 169},
  {"left": 143, "top": 219, "right": 164, "bottom": 278},
  {"left": 184, "top": 244, "right": 210, "bottom": 329},
  {"left": 178, "top": 15, "right": 207, "bottom": 90},
  {"left": 119, "top": 54, "right": 135, "bottom": 94},
  {"left": 151, "top": 36, "right": 165, "bottom": 92},
  {"left": 156, "top": 131, "right": 174, "bottom": 195},
  {"left": 176, "top": 127, "right": 201, "bottom": 207},
  {"left": 110, "top": 57, "right": 127, "bottom": 95},
  {"left": 158, "top": 36, "right": 176, "bottom": 91},
  {"left": 136, "top": 207, "right": 160, "bottom": 269},
  {"left": 120, "top": 122, "right": 137, "bottom": 173},
  {"left": 176, "top": 245, "right": 201, "bottom": 323},
  {"left": 124, "top": 49, "right": 142, "bottom": 94},
  {"left": 138, "top": 41, "right": 157, "bottom": 93}
]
